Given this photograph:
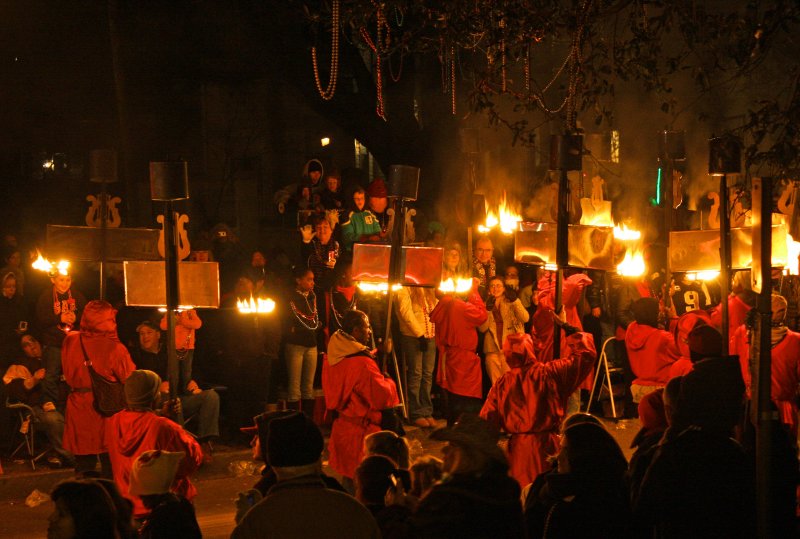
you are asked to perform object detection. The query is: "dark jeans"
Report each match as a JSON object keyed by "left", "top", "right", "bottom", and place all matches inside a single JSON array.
[
  {"left": 444, "top": 389, "right": 483, "bottom": 426},
  {"left": 31, "top": 405, "right": 73, "bottom": 462},
  {"left": 399, "top": 334, "right": 435, "bottom": 420},
  {"left": 41, "top": 345, "right": 62, "bottom": 409},
  {"left": 181, "top": 389, "right": 220, "bottom": 440}
]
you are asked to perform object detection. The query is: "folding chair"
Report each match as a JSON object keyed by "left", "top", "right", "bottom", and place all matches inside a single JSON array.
[
  {"left": 5, "top": 398, "right": 49, "bottom": 470},
  {"left": 584, "top": 337, "right": 623, "bottom": 420}
]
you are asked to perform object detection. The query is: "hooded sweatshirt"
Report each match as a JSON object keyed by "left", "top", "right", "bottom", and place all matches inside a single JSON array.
[
  {"left": 625, "top": 321, "right": 680, "bottom": 386},
  {"left": 106, "top": 409, "right": 203, "bottom": 518},
  {"left": 323, "top": 330, "right": 399, "bottom": 478}
]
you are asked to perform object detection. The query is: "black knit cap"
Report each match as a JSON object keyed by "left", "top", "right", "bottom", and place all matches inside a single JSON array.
[{"left": 266, "top": 412, "right": 324, "bottom": 467}]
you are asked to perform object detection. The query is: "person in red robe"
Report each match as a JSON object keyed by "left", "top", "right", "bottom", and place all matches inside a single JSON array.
[
  {"left": 731, "top": 294, "right": 800, "bottom": 436},
  {"left": 480, "top": 331, "right": 596, "bottom": 487},
  {"left": 710, "top": 270, "right": 755, "bottom": 337},
  {"left": 668, "top": 310, "right": 713, "bottom": 380},
  {"left": 106, "top": 369, "right": 203, "bottom": 518},
  {"left": 61, "top": 299, "right": 136, "bottom": 477},
  {"left": 531, "top": 272, "right": 592, "bottom": 364},
  {"left": 625, "top": 297, "right": 680, "bottom": 403},
  {"left": 323, "top": 309, "right": 399, "bottom": 481},
  {"left": 429, "top": 280, "right": 487, "bottom": 425}
]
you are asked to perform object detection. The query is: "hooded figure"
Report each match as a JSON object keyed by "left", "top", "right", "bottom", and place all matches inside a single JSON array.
[
  {"left": 731, "top": 293, "right": 800, "bottom": 435},
  {"left": 480, "top": 332, "right": 597, "bottom": 487},
  {"left": 61, "top": 300, "right": 135, "bottom": 470},
  {"left": 106, "top": 369, "right": 203, "bottom": 518},
  {"left": 625, "top": 298, "right": 680, "bottom": 400},
  {"left": 667, "top": 310, "right": 713, "bottom": 380},
  {"left": 322, "top": 311, "right": 399, "bottom": 480}
]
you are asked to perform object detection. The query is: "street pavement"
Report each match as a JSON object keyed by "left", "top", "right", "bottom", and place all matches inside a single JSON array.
[{"left": 0, "top": 417, "right": 639, "bottom": 538}]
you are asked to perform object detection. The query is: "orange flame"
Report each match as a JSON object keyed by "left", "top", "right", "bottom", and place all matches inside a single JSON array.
[
  {"left": 617, "top": 249, "right": 646, "bottom": 277},
  {"left": 236, "top": 296, "right": 275, "bottom": 314},
  {"left": 478, "top": 192, "right": 522, "bottom": 235},
  {"left": 438, "top": 278, "right": 473, "bottom": 294},
  {"left": 31, "top": 251, "right": 70, "bottom": 276}
]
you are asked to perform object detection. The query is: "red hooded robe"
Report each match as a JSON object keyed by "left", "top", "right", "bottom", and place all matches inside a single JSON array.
[
  {"left": 429, "top": 290, "right": 487, "bottom": 399},
  {"left": 667, "top": 310, "right": 713, "bottom": 381},
  {"left": 106, "top": 409, "right": 203, "bottom": 517},
  {"left": 481, "top": 332, "right": 596, "bottom": 487},
  {"left": 322, "top": 330, "right": 399, "bottom": 479},
  {"left": 625, "top": 321, "right": 680, "bottom": 386},
  {"left": 61, "top": 300, "right": 135, "bottom": 455}
]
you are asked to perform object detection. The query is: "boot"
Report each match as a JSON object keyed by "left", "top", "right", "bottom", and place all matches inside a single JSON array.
[{"left": 301, "top": 398, "right": 316, "bottom": 420}]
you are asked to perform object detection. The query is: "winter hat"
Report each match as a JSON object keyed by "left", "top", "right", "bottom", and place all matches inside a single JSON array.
[
  {"left": 503, "top": 333, "right": 536, "bottom": 368},
  {"left": 366, "top": 178, "right": 388, "bottom": 198},
  {"left": 687, "top": 324, "right": 723, "bottom": 362},
  {"left": 266, "top": 412, "right": 324, "bottom": 467},
  {"left": 124, "top": 370, "right": 162, "bottom": 410},
  {"left": 429, "top": 413, "right": 506, "bottom": 464},
  {"left": 128, "top": 450, "right": 184, "bottom": 496},
  {"left": 631, "top": 297, "right": 659, "bottom": 327}
]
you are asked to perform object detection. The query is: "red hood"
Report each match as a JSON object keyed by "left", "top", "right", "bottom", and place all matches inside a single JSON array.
[
  {"left": 673, "top": 311, "right": 712, "bottom": 358},
  {"left": 626, "top": 322, "right": 662, "bottom": 351},
  {"left": 79, "top": 300, "right": 119, "bottom": 339},
  {"left": 109, "top": 410, "right": 157, "bottom": 456}
]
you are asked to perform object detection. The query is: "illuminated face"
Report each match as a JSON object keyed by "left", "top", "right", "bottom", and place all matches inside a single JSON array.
[
  {"left": 51, "top": 275, "right": 71, "bottom": 294},
  {"left": 326, "top": 176, "right": 339, "bottom": 192},
  {"left": 504, "top": 267, "right": 519, "bottom": 280},
  {"left": 315, "top": 220, "right": 333, "bottom": 244},
  {"left": 2, "top": 277, "right": 15, "bottom": 299},
  {"left": 475, "top": 240, "right": 493, "bottom": 264},
  {"left": 353, "top": 192, "right": 366, "bottom": 211},
  {"left": 351, "top": 314, "right": 372, "bottom": 346},
  {"left": 251, "top": 251, "right": 266, "bottom": 267},
  {"left": 369, "top": 196, "right": 388, "bottom": 214},
  {"left": 21, "top": 335, "right": 42, "bottom": 358},
  {"left": 445, "top": 249, "right": 461, "bottom": 271},
  {"left": 773, "top": 305, "right": 787, "bottom": 325},
  {"left": 296, "top": 271, "right": 315, "bottom": 292},
  {"left": 488, "top": 279, "right": 505, "bottom": 298},
  {"left": 138, "top": 326, "right": 161, "bottom": 353}
]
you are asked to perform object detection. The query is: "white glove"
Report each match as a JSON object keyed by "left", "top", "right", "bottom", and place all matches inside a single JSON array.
[{"left": 300, "top": 225, "right": 316, "bottom": 243}]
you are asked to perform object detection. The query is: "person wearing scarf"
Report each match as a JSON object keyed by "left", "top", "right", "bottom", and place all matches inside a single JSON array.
[{"left": 731, "top": 293, "right": 800, "bottom": 436}]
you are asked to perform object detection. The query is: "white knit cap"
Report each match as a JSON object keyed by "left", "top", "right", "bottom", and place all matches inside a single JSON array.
[{"left": 128, "top": 450, "right": 185, "bottom": 496}]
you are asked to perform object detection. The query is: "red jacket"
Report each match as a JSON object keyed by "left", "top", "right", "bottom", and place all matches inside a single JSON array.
[
  {"left": 62, "top": 301, "right": 135, "bottom": 455},
  {"left": 625, "top": 322, "right": 680, "bottom": 386},
  {"left": 322, "top": 331, "right": 399, "bottom": 479},
  {"left": 710, "top": 294, "right": 752, "bottom": 338},
  {"left": 430, "top": 291, "right": 487, "bottom": 398},
  {"left": 481, "top": 332, "right": 596, "bottom": 487},
  {"left": 731, "top": 325, "right": 800, "bottom": 435},
  {"left": 106, "top": 410, "right": 203, "bottom": 517},
  {"left": 667, "top": 311, "right": 713, "bottom": 381}
]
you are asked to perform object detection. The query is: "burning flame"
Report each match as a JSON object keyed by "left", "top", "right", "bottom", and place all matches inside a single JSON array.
[
  {"left": 357, "top": 282, "right": 402, "bottom": 294},
  {"left": 32, "top": 252, "right": 70, "bottom": 276},
  {"left": 617, "top": 249, "right": 646, "bottom": 277},
  {"left": 438, "top": 278, "right": 473, "bottom": 294},
  {"left": 613, "top": 224, "right": 642, "bottom": 241},
  {"left": 477, "top": 192, "right": 522, "bottom": 235},
  {"left": 787, "top": 233, "right": 800, "bottom": 275},
  {"left": 237, "top": 296, "right": 275, "bottom": 314},
  {"left": 685, "top": 271, "right": 720, "bottom": 282}
]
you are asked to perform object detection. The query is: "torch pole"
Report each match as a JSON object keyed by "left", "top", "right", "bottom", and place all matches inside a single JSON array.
[
  {"left": 719, "top": 174, "right": 731, "bottom": 354},
  {"left": 99, "top": 180, "right": 108, "bottom": 301},
  {"left": 383, "top": 198, "right": 407, "bottom": 418},
  {"left": 662, "top": 158, "right": 673, "bottom": 315},
  {"left": 554, "top": 168, "right": 570, "bottom": 359},
  {"left": 753, "top": 177, "right": 773, "bottom": 539},
  {"left": 163, "top": 201, "right": 182, "bottom": 422}
]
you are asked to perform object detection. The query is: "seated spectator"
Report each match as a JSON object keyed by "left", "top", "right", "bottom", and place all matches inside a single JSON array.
[
  {"left": 625, "top": 297, "right": 680, "bottom": 402},
  {"left": 105, "top": 370, "right": 204, "bottom": 519},
  {"left": 0, "top": 272, "right": 27, "bottom": 364},
  {"left": 386, "top": 414, "right": 523, "bottom": 538},
  {"left": 48, "top": 479, "right": 120, "bottom": 539},
  {"left": 480, "top": 332, "right": 596, "bottom": 488},
  {"left": 232, "top": 412, "right": 381, "bottom": 539},
  {"left": 524, "top": 422, "right": 631, "bottom": 539},
  {"left": 634, "top": 355, "right": 753, "bottom": 538},
  {"left": 408, "top": 456, "right": 443, "bottom": 499},
  {"left": 130, "top": 450, "right": 202, "bottom": 539},
  {"left": 3, "top": 334, "right": 74, "bottom": 466},
  {"left": 131, "top": 320, "right": 219, "bottom": 457}
]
